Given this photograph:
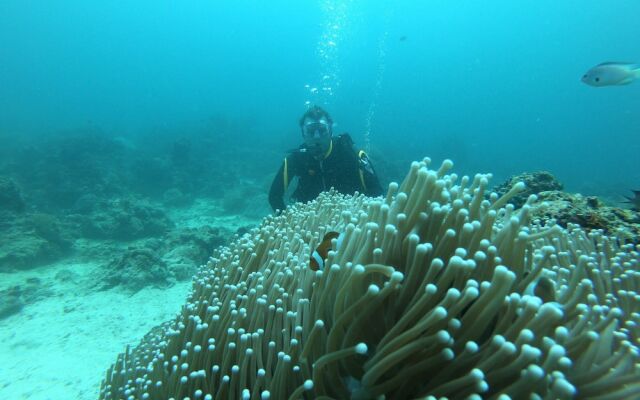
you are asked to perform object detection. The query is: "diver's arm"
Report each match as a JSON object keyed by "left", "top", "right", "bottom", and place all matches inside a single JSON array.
[{"left": 268, "top": 160, "right": 287, "bottom": 212}]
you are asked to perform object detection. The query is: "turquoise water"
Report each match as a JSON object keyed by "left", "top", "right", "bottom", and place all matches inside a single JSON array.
[
  {"left": 1, "top": 1, "right": 639, "bottom": 195},
  {"left": 1, "top": 2, "right": 639, "bottom": 398}
]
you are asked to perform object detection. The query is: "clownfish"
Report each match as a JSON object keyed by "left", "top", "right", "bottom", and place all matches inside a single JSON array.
[
  {"left": 531, "top": 276, "right": 555, "bottom": 304},
  {"left": 523, "top": 276, "right": 563, "bottom": 310},
  {"left": 309, "top": 231, "right": 344, "bottom": 271}
]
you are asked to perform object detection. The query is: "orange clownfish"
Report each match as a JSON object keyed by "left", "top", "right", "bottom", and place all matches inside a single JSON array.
[{"left": 309, "top": 231, "right": 344, "bottom": 271}]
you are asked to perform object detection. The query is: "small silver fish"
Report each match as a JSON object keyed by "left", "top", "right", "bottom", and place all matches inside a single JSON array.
[{"left": 581, "top": 62, "right": 640, "bottom": 87}]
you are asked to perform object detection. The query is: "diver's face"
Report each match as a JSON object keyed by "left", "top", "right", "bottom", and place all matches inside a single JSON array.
[{"left": 302, "top": 117, "right": 332, "bottom": 153}]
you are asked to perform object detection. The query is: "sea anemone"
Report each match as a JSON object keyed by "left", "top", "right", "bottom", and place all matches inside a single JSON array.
[{"left": 99, "top": 158, "right": 640, "bottom": 399}]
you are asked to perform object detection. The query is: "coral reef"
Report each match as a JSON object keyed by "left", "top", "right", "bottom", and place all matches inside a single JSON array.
[
  {"left": 100, "top": 247, "right": 171, "bottom": 292},
  {"left": 8, "top": 130, "right": 128, "bottom": 210},
  {"left": 162, "top": 226, "right": 228, "bottom": 273},
  {"left": 1, "top": 123, "right": 276, "bottom": 231},
  {"left": 0, "top": 213, "right": 73, "bottom": 272},
  {"left": 529, "top": 191, "right": 640, "bottom": 242},
  {"left": 162, "top": 188, "right": 192, "bottom": 208},
  {"left": 221, "top": 179, "right": 270, "bottom": 218},
  {"left": 98, "top": 226, "right": 230, "bottom": 292},
  {"left": 81, "top": 198, "right": 173, "bottom": 240},
  {"left": 29, "top": 213, "right": 73, "bottom": 247},
  {"left": 99, "top": 159, "right": 640, "bottom": 399},
  {"left": 0, "top": 233, "right": 65, "bottom": 272},
  {"left": 493, "top": 171, "right": 563, "bottom": 209},
  {"left": 0, "top": 176, "right": 26, "bottom": 212},
  {"left": 72, "top": 193, "right": 102, "bottom": 214},
  {"left": 0, "top": 278, "right": 52, "bottom": 319}
]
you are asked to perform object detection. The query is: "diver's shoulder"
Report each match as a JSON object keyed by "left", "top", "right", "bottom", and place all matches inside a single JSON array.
[{"left": 335, "top": 132, "right": 354, "bottom": 145}]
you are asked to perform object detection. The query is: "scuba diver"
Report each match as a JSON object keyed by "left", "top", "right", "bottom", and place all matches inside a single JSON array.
[{"left": 269, "top": 106, "right": 383, "bottom": 212}]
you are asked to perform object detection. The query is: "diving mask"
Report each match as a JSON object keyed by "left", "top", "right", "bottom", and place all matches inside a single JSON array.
[{"left": 302, "top": 120, "right": 331, "bottom": 139}]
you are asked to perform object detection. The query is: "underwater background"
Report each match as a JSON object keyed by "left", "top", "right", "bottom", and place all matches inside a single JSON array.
[{"left": 0, "top": 1, "right": 639, "bottom": 399}]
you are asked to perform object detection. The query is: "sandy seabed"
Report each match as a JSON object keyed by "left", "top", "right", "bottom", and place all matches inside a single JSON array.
[
  {"left": 0, "top": 199, "right": 264, "bottom": 399},
  {"left": 0, "top": 261, "right": 192, "bottom": 400}
]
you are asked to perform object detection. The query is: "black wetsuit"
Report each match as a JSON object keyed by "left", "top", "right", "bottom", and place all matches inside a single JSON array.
[{"left": 269, "top": 133, "right": 383, "bottom": 212}]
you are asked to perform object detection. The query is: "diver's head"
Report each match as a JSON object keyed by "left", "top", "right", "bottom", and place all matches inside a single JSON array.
[{"left": 299, "top": 106, "right": 333, "bottom": 157}]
